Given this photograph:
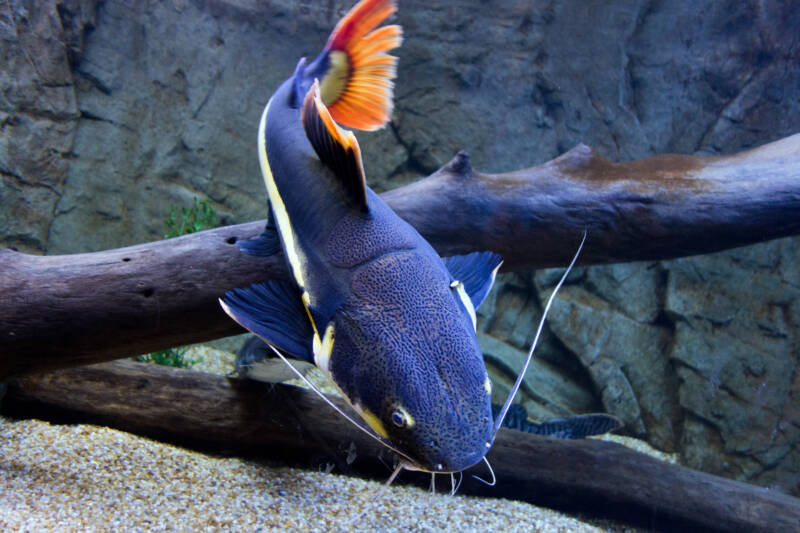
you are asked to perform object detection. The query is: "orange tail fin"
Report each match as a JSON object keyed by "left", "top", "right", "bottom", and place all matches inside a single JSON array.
[{"left": 318, "top": 0, "right": 402, "bottom": 131}]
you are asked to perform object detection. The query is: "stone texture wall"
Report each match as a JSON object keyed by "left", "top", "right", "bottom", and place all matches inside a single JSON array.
[{"left": 1, "top": 0, "right": 798, "bottom": 493}]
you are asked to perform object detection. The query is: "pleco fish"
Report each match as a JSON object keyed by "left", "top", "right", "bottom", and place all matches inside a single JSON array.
[{"left": 220, "top": 0, "right": 594, "bottom": 479}]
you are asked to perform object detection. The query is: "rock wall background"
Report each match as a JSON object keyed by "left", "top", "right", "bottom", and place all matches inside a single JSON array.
[{"left": 2, "top": 0, "right": 799, "bottom": 493}]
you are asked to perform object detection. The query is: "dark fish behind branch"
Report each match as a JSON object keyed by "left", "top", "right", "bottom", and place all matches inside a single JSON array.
[
  {"left": 236, "top": 335, "right": 623, "bottom": 441},
  {"left": 491, "top": 403, "right": 622, "bottom": 439}
]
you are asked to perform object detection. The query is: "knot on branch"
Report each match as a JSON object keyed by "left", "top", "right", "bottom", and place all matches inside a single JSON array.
[{"left": 441, "top": 150, "right": 474, "bottom": 179}]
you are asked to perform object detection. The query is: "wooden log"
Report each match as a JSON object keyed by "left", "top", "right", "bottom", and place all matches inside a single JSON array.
[
  {"left": 3, "top": 360, "right": 799, "bottom": 533},
  {"left": 2, "top": 134, "right": 800, "bottom": 379},
  {"left": 0, "top": 224, "right": 282, "bottom": 379},
  {"left": 387, "top": 133, "right": 800, "bottom": 268}
]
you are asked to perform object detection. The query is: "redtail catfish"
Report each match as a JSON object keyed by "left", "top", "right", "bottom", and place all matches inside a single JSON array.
[{"left": 220, "top": 0, "right": 587, "bottom": 479}]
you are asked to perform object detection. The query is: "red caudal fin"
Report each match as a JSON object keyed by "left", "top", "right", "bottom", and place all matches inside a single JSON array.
[{"left": 318, "top": 0, "right": 402, "bottom": 131}]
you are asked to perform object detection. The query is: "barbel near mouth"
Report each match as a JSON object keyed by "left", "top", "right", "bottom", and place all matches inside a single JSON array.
[
  {"left": 262, "top": 341, "right": 420, "bottom": 467},
  {"left": 490, "top": 229, "right": 587, "bottom": 444},
  {"left": 263, "top": 232, "right": 587, "bottom": 533},
  {"left": 219, "top": 2, "right": 596, "bottom": 525},
  {"left": 268, "top": 230, "right": 588, "bottom": 485},
  {"left": 372, "top": 229, "right": 584, "bottom": 494}
]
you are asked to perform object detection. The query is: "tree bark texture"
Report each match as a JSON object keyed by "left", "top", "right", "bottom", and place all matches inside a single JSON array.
[
  {"left": 1, "top": 134, "right": 799, "bottom": 378},
  {"left": 2, "top": 361, "right": 798, "bottom": 533}
]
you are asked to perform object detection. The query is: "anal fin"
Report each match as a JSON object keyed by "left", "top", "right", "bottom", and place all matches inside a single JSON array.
[{"left": 302, "top": 80, "right": 369, "bottom": 213}]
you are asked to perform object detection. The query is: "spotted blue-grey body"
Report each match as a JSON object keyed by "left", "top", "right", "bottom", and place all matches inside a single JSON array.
[{"left": 221, "top": 0, "right": 502, "bottom": 473}]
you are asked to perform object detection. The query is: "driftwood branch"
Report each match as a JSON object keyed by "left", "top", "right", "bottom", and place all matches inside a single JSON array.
[
  {"left": 2, "top": 134, "right": 799, "bottom": 378},
  {"left": 389, "top": 133, "right": 800, "bottom": 267},
  {"left": 3, "top": 361, "right": 799, "bottom": 533}
]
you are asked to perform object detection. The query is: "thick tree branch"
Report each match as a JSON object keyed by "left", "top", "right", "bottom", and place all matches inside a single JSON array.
[
  {"left": 1, "top": 134, "right": 799, "bottom": 378},
  {"left": 387, "top": 133, "right": 800, "bottom": 268},
  {"left": 3, "top": 361, "right": 799, "bottom": 533}
]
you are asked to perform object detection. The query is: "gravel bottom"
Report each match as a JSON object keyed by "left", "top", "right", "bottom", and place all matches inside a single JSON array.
[
  {"left": 0, "top": 345, "right": 669, "bottom": 532},
  {"left": 0, "top": 416, "right": 604, "bottom": 533}
]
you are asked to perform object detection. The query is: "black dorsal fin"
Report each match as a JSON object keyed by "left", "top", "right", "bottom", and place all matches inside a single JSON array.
[{"left": 302, "top": 80, "right": 369, "bottom": 213}]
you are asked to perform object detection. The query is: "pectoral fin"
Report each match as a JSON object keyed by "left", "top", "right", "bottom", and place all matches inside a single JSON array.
[
  {"left": 302, "top": 80, "right": 369, "bottom": 213},
  {"left": 220, "top": 280, "right": 314, "bottom": 363},
  {"left": 444, "top": 251, "right": 503, "bottom": 309}
]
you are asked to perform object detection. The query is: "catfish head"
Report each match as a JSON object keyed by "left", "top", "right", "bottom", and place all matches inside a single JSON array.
[{"left": 322, "top": 251, "right": 496, "bottom": 473}]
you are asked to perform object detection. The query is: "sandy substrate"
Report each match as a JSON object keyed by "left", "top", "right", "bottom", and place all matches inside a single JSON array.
[
  {"left": 0, "top": 417, "right": 611, "bottom": 533},
  {"left": 0, "top": 346, "right": 669, "bottom": 532}
]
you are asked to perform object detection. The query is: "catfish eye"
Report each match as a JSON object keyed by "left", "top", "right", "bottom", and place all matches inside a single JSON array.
[{"left": 391, "top": 410, "right": 406, "bottom": 427}]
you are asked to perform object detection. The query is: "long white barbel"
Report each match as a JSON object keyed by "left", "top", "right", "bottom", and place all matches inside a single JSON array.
[{"left": 491, "top": 230, "right": 587, "bottom": 440}]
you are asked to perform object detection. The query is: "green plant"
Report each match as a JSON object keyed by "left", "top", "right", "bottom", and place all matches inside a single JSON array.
[
  {"left": 163, "top": 197, "right": 217, "bottom": 238},
  {"left": 134, "top": 347, "right": 201, "bottom": 369},
  {"left": 135, "top": 198, "right": 218, "bottom": 368}
]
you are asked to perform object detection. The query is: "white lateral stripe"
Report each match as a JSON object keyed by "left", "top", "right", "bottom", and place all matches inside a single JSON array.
[
  {"left": 258, "top": 99, "right": 320, "bottom": 339},
  {"left": 454, "top": 281, "right": 477, "bottom": 330},
  {"left": 258, "top": 99, "right": 307, "bottom": 292},
  {"left": 310, "top": 322, "right": 391, "bottom": 440}
]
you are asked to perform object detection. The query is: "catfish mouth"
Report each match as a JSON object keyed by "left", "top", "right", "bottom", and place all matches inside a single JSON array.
[
  {"left": 400, "top": 456, "right": 486, "bottom": 475},
  {"left": 400, "top": 441, "right": 491, "bottom": 474}
]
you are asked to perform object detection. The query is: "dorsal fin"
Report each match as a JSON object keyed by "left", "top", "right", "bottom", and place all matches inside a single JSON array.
[
  {"left": 302, "top": 80, "right": 369, "bottom": 213},
  {"left": 318, "top": 0, "right": 402, "bottom": 131}
]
